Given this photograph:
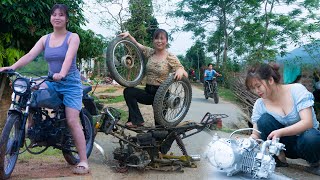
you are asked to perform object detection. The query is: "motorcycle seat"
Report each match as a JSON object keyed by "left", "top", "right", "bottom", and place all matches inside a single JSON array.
[{"left": 82, "top": 85, "right": 92, "bottom": 95}]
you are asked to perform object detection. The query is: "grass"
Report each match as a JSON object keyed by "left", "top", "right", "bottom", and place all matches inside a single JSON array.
[
  {"left": 218, "top": 86, "right": 238, "bottom": 103},
  {"left": 18, "top": 140, "right": 63, "bottom": 161},
  {"left": 99, "top": 95, "right": 124, "bottom": 104},
  {"left": 116, "top": 108, "right": 129, "bottom": 122},
  {"left": 98, "top": 87, "right": 118, "bottom": 93}
]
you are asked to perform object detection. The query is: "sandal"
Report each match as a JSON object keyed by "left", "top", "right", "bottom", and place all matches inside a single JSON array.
[
  {"left": 125, "top": 122, "right": 144, "bottom": 128},
  {"left": 72, "top": 162, "right": 90, "bottom": 175}
]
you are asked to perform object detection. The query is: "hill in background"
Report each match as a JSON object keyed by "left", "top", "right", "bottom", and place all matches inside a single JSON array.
[{"left": 277, "top": 40, "right": 320, "bottom": 66}]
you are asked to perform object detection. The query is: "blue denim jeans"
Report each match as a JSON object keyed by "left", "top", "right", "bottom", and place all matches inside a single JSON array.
[{"left": 257, "top": 113, "right": 320, "bottom": 164}]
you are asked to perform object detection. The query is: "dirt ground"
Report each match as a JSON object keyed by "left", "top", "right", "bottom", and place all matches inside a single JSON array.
[
  {"left": 9, "top": 85, "right": 320, "bottom": 179},
  {"left": 11, "top": 157, "right": 81, "bottom": 179}
]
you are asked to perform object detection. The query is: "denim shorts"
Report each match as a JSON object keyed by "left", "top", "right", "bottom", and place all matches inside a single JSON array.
[{"left": 46, "top": 71, "right": 83, "bottom": 111}]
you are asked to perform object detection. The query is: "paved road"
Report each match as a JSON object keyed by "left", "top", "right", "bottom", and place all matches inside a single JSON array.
[{"left": 56, "top": 85, "right": 291, "bottom": 180}]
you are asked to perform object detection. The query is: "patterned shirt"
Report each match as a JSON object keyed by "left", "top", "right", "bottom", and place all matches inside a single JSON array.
[
  {"left": 251, "top": 83, "right": 319, "bottom": 129},
  {"left": 141, "top": 46, "right": 183, "bottom": 86}
]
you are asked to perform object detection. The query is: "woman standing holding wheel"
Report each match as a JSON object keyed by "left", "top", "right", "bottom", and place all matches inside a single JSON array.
[{"left": 118, "top": 29, "right": 188, "bottom": 128}]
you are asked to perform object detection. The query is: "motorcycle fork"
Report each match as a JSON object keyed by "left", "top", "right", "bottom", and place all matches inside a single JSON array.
[
  {"left": 11, "top": 111, "right": 28, "bottom": 151},
  {"left": 20, "top": 112, "right": 30, "bottom": 146}
]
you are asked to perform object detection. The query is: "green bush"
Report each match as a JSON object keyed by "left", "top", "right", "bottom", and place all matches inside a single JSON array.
[{"left": 18, "top": 57, "right": 48, "bottom": 76}]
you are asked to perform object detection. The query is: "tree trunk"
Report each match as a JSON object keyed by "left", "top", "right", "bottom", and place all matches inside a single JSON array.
[
  {"left": 0, "top": 75, "right": 12, "bottom": 132},
  {"left": 222, "top": 7, "right": 228, "bottom": 70}
]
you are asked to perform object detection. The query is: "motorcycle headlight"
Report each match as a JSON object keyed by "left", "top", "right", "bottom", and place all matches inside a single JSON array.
[{"left": 13, "top": 78, "right": 30, "bottom": 95}]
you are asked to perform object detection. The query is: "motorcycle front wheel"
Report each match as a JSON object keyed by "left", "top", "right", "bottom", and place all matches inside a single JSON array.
[
  {"left": 204, "top": 86, "right": 209, "bottom": 99},
  {"left": 0, "top": 112, "right": 22, "bottom": 179},
  {"left": 62, "top": 109, "right": 94, "bottom": 165}
]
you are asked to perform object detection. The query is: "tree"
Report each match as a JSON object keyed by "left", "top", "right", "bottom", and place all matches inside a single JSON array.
[
  {"left": 124, "top": 0, "right": 159, "bottom": 47},
  {"left": 232, "top": 0, "right": 320, "bottom": 64},
  {"left": 185, "top": 41, "right": 207, "bottom": 80},
  {"left": 93, "top": 0, "right": 159, "bottom": 46},
  {"left": 173, "top": 0, "right": 320, "bottom": 66},
  {"left": 91, "top": 0, "right": 130, "bottom": 33},
  {"left": 207, "top": 27, "right": 224, "bottom": 66},
  {"left": 0, "top": 0, "right": 106, "bottom": 127},
  {"left": 174, "top": 0, "right": 258, "bottom": 69}
]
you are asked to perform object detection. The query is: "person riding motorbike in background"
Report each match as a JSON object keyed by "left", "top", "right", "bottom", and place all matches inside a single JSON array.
[
  {"left": 204, "top": 63, "right": 221, "bottom": 90},
  {"left": 188, "top": 68, "right": 196, "bottom": 81}
]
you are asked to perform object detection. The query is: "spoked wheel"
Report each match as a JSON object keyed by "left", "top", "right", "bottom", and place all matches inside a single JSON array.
[
  {"left": 153, "top": 75, "right": 192, "bottom": 127},
  {"left": 106, "top": 37, "right": 146, "bottom": 87},
  {"left": 0, "top": 113, "right": 22, "bottom": 179},
  {"left": 63, "top": 109, "right": 94, "bottom": 165}
]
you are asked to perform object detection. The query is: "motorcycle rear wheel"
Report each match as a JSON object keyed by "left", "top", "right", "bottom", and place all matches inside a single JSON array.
[
  {"left": 213, "top": 92, "right": 219, "bottom": 104},
  {"left": 0, "top": 113, "right": 22, "bottom": 179},
  {"left": 62, "top": 109, "right": 94, "bottom": 165}
]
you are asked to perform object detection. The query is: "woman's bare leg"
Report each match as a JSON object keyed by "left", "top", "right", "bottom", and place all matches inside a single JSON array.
[{"left": 65, "top": 107, "right": 88, "bottom": 166}]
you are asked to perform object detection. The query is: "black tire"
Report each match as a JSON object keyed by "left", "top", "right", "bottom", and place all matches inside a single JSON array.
[
  {"left": 106, "top": 37, "right": 146, "bottom": 87},
  {"left": 153, "top": 75, "right": 192, "bottom": 127},
  {"left": 204, "top": 86, "right": 209, "bottom": 99},
  {"left": 0, "top": 113, "right": 22, "bottom": 179},
  {"left": 213, "top": 83, "right": 219, "bottom": 104},
  {"left": 63, "top": 109, "right": 94, "bottom": 165},
  {"left": 213, "top": 92, "right": 219, "bottom": 104}
]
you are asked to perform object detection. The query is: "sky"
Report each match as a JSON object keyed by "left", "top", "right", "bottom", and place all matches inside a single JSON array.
[{"left": 82, "top": 0, "right": 194, "bottom": 56}]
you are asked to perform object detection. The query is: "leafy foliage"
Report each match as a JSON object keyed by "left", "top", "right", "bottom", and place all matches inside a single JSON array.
[
  {"left": 0, "top": 33, "right": 24, "bottom": 66},
  {"left": 124, "top": 0, "right": 159, "bottom": 47},
  {"left": 0, "top": 0, "right": 106, "bottom": 68},
  {"left": 173, "top": 0, "right": 320, "bottom": 66}
]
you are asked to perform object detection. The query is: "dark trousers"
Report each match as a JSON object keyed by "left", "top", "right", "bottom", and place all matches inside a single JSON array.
[
  {"left": 123, "top": 84, "right": 159, "bottom": 125},
  {"left": 257, "top": 113, "right": 320, "bottom": 163}
]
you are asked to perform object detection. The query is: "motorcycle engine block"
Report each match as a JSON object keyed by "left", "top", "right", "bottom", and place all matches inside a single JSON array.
[
  {"left": 28, "top": 111, "right": 65, "bottom": 144},
  {"left": 113, "top": 145, "right": 151, "bottom": 169},
  {"left": 206, "top": 134, "right": 285, "bottom": 179}
]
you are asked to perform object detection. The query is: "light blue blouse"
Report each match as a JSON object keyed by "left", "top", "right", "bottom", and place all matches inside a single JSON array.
[{"left": 251, "top": 83, "right": 319, "bottom": 129}]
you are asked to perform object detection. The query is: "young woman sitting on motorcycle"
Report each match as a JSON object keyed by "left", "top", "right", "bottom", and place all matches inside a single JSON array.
[
  {"left": 0, "top": 4, "right": 89, "bottom": 174},
  {"left": 118, "top": 29, "right": 188, "bottom": 128},
  {"left": 204, "top": 63, "right": 221, "bottom": 90}
]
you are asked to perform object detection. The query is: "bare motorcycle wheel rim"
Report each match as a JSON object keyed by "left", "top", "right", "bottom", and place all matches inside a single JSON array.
[
  {"left": 158, "top": 80, "right": 191, "bottom": 123},
  {"left": 112, "top": 39, "right": 144, "bottom": 86}
]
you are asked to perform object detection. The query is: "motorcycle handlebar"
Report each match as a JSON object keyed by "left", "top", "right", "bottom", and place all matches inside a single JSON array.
[{"left": 0, "top": 70, "right": 65, "bottom": 82}]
